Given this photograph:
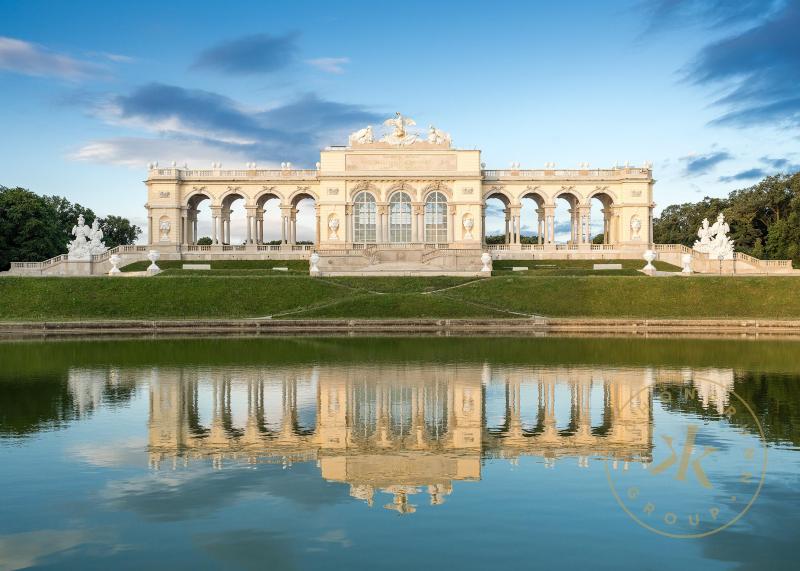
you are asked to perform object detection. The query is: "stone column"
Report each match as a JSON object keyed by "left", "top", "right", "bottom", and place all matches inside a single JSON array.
[
  {"left": 481, "top": 207, "right": 487, "bottom": 245},
  {"left": 376, "top": 205, "right": 385, "bottom": 244},
  {"left": 290, "top": 208, "right": 297, "bottom": 245},
  {"left": 411, "top": 204, "right": 419, "bottom": 244},
  {"left": 537, "top": 209, "right": 544, "bottom": 245},
  {"left": 147, "top": 215, "right": 154, "bottom": 246},
  {"left": 314, "top": 204, "right": 321, "bottom": 247},
  {"left": 448, "top": 209, "right": 455, "bottom": 243},
  {"left": 345, "top": 205, "right": 352, "bottom": 244},
  {"left": 211, "top": 207, "right": 221, "bottom": 245},
  {"left": 279, "top": 206, "right": 292, "bottom": 245}
]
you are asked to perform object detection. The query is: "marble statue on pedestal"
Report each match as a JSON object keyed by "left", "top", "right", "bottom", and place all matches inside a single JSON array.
[
  {"left": 348, "top": 125, "right": 374, "bottom": 146},
  {"left": 381, "top": 112, "right": 418, "bottom": 146},
  {"left": 427, "top": 125, "right": 451, "bottom": 146},
  {"left": 68, "top": 214, "right": 106, "bottom": 260},
  {"left": 89, "top": 219, "right": 107, "bottom": 255},
  {"left": 694, "top": 213, "right": 734, "bottom": 260}
]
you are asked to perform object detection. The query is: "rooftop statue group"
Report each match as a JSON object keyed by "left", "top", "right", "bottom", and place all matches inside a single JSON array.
[
  {"left": 694, "top": 213, "right": 735, "bottom": 260},
  {"left": 348, "top": 112, "right": 451, "bottom": 147},
  {"left": 67, "top": 214, "right": 107, "bottom": 261}
]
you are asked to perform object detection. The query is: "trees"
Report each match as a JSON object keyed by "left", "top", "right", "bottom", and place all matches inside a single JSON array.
[
  {"left": 0, "top": 187, "right": 65, "bottom": 271},
  {"left": 0, "top": 187, "right": 141, "bottom": 271},
  {"left": 197, "top": 236, "right": 213, "bottom": 245},
  {"left": 99, "top": 215, "right": 141, "bottom": 248},
  {"left": 653, "top": 172, "right": 800, "bottom": 265}
]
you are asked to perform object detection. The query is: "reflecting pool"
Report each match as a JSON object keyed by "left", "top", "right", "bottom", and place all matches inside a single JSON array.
[{"left": 1, "top": 336, "right": 799, "bottom": 570}]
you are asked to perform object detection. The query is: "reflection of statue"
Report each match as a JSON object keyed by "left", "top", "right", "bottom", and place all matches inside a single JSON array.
[
  {"left": 381, "top": 112, "right": 418, "bottom": 146},
  {"left": 427, "top": 125, "right": 451, "bottom": 146},
  {"left": 67, "top": 214, "right": 92, "bottom": 261},
  {"left": 348, "top": 125, "right": 374, "bottom": 146},
  {"left": 89, "top": 219, "right": 107, "bottom": 255},
  {"left": 159, "top": 220, "right": 171, "bottom": 242}
]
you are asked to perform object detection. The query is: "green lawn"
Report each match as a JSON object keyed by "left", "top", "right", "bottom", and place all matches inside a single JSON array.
[{"left": 1, "top": 266, "right": 798, "bottom": 321}]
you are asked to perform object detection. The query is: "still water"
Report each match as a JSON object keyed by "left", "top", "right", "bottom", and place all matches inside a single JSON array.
[{"left": 1, "top": 336, "right": 799, "bottom": 570}]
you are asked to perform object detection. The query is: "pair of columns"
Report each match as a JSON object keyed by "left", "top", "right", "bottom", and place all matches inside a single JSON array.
[{"left": 206, "top": 206, "right": 299, "bottom": 245}]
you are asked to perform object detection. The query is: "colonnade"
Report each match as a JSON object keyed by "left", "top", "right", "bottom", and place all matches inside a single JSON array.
[
  {"left": 492, "top": 201, "right": 616, "bottom": 245},
  {"left": 183, "top": 203, "right": 307, "bottom": 246}
]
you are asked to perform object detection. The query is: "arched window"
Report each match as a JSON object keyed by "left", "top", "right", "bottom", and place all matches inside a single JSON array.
[
  {"left": 353, "top": 191, "right": 376, "bottom": 243},
  {"left": 389, "top": 192, "right": 412, "bottom": 243},
  {"left": 425, "top": 192, "right": 448, "bottom": 243}
]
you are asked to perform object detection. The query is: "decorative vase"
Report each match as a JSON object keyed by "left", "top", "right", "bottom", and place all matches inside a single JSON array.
[
  {"left": 642, "top": 249, "right": 657, "bottom": 271},
  {"left": 109, "top": 254, "right": 121, "bottom": 275},
  {"left": 147, "top": 250, "right": 161, "bottom": 273}
]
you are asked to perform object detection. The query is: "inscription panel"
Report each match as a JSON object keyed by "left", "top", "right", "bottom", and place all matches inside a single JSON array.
[{"left": 346, "top": 153, "right": 457, "bottom": 172}]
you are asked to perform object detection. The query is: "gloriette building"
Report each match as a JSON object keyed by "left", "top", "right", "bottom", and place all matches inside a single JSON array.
[
  {"left": 12, "top": 113, "right": 795, "bottom": 275},
  {"left": 144, "top": 113, "right": 655, "bottom": 274}
]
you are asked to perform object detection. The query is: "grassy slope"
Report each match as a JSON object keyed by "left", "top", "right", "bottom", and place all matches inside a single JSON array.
[
  {"left": 1, "top": 264, "right": 798, "bottom": 321},
  {"left": 0, "top": 276, "right": 346, "bottom": 320}
]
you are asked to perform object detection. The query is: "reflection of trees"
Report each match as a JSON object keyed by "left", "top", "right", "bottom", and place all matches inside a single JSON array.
[
  {"left": 0, "top": 368, "right": 137, "bottom": 437},
  {"left": 656, "top": 372, "right": 800, "bottom": 447},
  {"left": 0, "top": 373, "right": 76, "bottom": 436},
  {"left": 731, "top": 373, "right": 800, "bottom": 447}
]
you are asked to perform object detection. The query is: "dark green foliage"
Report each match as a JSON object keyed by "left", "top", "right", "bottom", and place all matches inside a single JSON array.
[
  {"left": 0, "top": 187, "right": 65, "bottom": 271},
  {"left": 654, "top": 172, "right": 800, "bottom": 266},
  {"left": 99, "top": 214, "right": 141, "bottom": 248},
  {"left": 0, "top": 187, "right": 141, "bottom": 270}
]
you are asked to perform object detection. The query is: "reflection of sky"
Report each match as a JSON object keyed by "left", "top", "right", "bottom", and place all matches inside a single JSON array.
[{"left": 0, "top": 367, "right": 797, "bottom": 570}]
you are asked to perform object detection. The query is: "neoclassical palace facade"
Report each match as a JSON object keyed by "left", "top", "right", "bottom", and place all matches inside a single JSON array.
[{"left": 145, "top": 114, "right": 655, "bottom": 256}]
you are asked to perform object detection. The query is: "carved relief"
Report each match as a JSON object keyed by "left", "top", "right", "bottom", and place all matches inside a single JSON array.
[{"left": 346, "top": 154, "right": 457, "bottom": 172}]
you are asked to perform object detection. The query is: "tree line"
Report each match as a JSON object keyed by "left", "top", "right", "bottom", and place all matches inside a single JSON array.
[
  {"left": 0, "top": 186, "right": 141, "bottom": 271},
  {"left": 654, "top": 172, "right": 800, "bottom": 263}
]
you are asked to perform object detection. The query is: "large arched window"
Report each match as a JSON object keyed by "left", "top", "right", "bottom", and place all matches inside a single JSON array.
[
  {"left": 389, "top": 192, "right": 412, "bottom": 243},
  {"left": 353, "top": 191, "right": 376, "bottom": 243},
  {"left": 425, "top": 191, "right": 448, "bottom": 243}
]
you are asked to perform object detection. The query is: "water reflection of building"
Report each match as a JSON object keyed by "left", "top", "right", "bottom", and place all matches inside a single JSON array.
[{"left": 144, "top": 364, "right": 659, "bottom": 512}]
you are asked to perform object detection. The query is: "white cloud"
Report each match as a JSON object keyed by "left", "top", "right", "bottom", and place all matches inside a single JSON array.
[
  {"left": 305, "top": 57, "right": 350, "bottom": 74},
  {"left": 69, "top": 136, "right": 263, "bottom": 168},
  {"left": 0, "top": 36, "right": 103, "bottom": 80}
]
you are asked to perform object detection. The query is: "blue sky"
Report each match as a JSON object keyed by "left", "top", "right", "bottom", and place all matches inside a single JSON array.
[{"left": 1, "top": 0, "right": 799, "bottom": 241}]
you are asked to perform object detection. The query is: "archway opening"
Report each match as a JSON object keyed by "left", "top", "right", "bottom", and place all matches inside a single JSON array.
[
  {"left": 187, "top": 193, "right": 212, "bottom": 245},
  {"left": 221, "top": 193, "right": 246, "bottom": 245},
  {"left": 292, "top": 193, "right": 317, "bottom": 245},
  {"left": 554, "top": 193, "right": 579, "bottom": 244},
  {"left": 520, "top": 192, "right": 545, "bottom": 245},
  {"left": 589, "top": 192, "right": 614, "bottom": 244},
  {"left": 483, "top": 193, "right": 509, "bottom": 244},
  {"left": 256, "top": 194, "right": 281, "bottom": 244}
]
